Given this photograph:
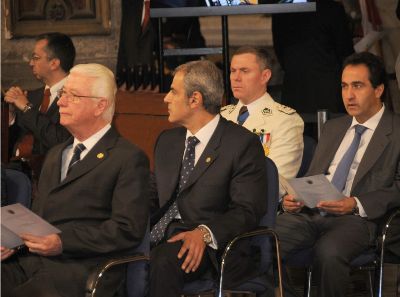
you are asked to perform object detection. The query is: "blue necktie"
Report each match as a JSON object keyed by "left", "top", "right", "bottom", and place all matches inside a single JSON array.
[
  {"left": 237, "top": 106, "right": 249, "bottom": 126},
  {"left": 150, "top": 136, "right": 200, "bottom": 245},
  {"left": 331, "top": 125, "right": 367, "bottom": 192},
  {"left": 67, "top": 143, "right": 86, "bottom": 175}
]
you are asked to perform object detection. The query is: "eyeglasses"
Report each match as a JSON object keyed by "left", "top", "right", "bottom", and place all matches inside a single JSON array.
[
  {"left": 30, "top": 54, "right": 53, "bottom": 62},
  {"left": 57, "top": 88, "right": 104, "bottom": 103},
  {"left": 30, "top": 55, "right": 42, "bottom": 62}
]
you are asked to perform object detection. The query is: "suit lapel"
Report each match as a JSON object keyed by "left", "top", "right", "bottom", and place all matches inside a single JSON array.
[
  {"left": 180, "top": 118, "right": 224, "bottom": 192},
  {"left": 54, "top": 128, "right": 119, "bottom": 190},
  {"left": 46, "top": 138, "right": 72, "bottom": 192},
  {"left": 352, "top": 110, "right": 392, "bottom": 190},
  {"left": 162, "top": 129, "right": 186, "bottom": 200},
  {"left": 311, "top": 117, "right": 352, "bottom": 175},
  {"left": 28, "top": 87, "right": 45, "bottom": 108},
  {"left": 326, "top": 118, "right": 352, "bottom": 172},
  {"left": 46, "top": 96, "right": 60, "bottom": 116}
]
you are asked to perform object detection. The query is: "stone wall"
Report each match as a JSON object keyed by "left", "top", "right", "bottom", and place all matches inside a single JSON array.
[{"left": 1, "top": 0, "right": 122, "bottom": 91}]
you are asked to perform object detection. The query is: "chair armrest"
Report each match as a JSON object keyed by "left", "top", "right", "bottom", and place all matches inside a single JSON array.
[
  {"left": 217, "top": 227, "right": 283, "bottom": 297},
  {"left": 85, "top": 254, "right": 150, "bottom": 297},
  {"left": 381, "top": 207, "right": 400, "bottom": 241},
  {"left": 379, "top": 207, "right": 400, "bottom": 261},
  {"left": 376, "top": 207, "right": 400, "bottom": 295}
]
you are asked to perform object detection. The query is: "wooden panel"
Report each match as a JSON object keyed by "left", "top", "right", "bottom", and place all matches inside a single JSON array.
[
  {"left": 113, "top": 91, "right": 176, "bottom": 169},
  {"left": 4, "top": 0, "right": 111, "bottom": 38},
  {"left": 1, "top": 91, "right": 174, "bottom": 169}
]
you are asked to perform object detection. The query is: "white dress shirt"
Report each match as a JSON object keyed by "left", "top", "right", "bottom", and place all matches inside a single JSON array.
[
  {"left": 61, "top": 124, "right": 111, "bottom": 181},
  {"left": 326, "top": 105, "right": 385, "bottom": 217}
]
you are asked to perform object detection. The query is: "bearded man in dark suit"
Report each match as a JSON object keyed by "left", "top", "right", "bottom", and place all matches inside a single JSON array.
[
  {"left": 1, "top": 63, "right": 150, "bottom": 297},
  {"left": 277, "top": 52, "right": 400, "bottom": 297},
  {"left": 149, "top": 60, "right": 268, "bottom": 297}
]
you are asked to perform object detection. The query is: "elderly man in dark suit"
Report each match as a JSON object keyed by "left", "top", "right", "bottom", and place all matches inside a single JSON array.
[
  {"left": 149, "top": 60, "right": 268, "bottom": 297},
  {"left": 1, "top": 63, "right": 150, "bottom": 297},
  {"left": 277, "top": 52, "right": 400, "bottom": 297}
]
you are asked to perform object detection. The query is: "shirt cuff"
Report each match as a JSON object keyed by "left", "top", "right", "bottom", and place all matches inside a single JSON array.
[
  {"left": 354, "top": 197, "right": 367, "bottom": 217},
  {"left": 199, "top": 224, "right": 218, "bottom": 250}
]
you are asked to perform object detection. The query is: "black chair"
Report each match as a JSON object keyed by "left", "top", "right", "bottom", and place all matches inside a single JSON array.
[
  {"left": 85, "top": 225, "right": 150, "bottom": 297},
  {"left": 4, "top": 168, "right": 32, "bottom": 208},
  {"left": 285, "top": 207, "right": 400, "bottom": 297},
  {"left": 217, "top": 157, "right": 284, "bottom": 297},
  {"left": 296, "top": 135, "right": 317, "bottom": 178},
  {"left": 181, "top": 157, "right": 283, "bottom": 297}
]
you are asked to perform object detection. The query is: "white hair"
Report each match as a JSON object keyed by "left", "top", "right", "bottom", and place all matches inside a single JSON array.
[{"left": 69, "top": 63, "right": 116, "bottom": 122}]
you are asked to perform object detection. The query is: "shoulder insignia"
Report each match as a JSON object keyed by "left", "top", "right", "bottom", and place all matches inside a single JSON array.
[
  {"left": 275, "top": 103, "right": 296, "bottom": 115},
  {"left": 221, "top": 104, "right": 235, "bottom": 114},
  {"left": 261, "top": 107, "right": 272, "bottom": 116}
]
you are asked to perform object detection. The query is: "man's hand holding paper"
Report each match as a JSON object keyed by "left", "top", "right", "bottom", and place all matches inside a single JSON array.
[
  {"left": 282, "top": 195, "right": 304, "bottom": 213},
  {"left": 280, "top": 174, "right": 345, "bottom": 209},
  {"left": 317, "top": 197, "right": 357, "bottom": 215},
  {"left": 21, "top": 233, "right": 62, "bottom": 256}
]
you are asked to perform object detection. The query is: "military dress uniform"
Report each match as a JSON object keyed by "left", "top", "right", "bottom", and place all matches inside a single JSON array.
[{"left": 221, "top": 92, "right": 304, "bottom": 179}]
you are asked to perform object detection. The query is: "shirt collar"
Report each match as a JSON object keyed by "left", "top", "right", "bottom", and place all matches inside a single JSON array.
[
  {"left": 350, "top": 104, "right": 385, "bottom": 132},
  {"left": 47, "top": 77, "right": 67, "bottom": 101},
  {"left": 186, "top": 114, "right": 220, "bottom": 145},
  {"left": 237, "top": 92, "right": 272, "bottom": 115},
  {"left": 72, "top": 124, "right": 112, "bottom": 154}
]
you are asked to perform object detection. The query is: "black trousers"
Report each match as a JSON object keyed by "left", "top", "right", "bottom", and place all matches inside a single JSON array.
[
  {"left": 149, "top": 241, "right": 213, "bottom": 297},
  {"left": 275, "top": 212, "right": 376, "bottom": 297},
  {"left": 2, "top": 255, "right": 61, "bottom": 297},
  {"left": 2, "top": 253, "right": 124, "bottom": 297}
]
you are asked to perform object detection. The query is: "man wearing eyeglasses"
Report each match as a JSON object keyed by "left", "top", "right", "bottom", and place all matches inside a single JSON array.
[
  {"left": 4, "top": 32, "right": 74, "bottom": 180},
  {"left": 1, "top": 63, "right": 150, "bottom": 297}
]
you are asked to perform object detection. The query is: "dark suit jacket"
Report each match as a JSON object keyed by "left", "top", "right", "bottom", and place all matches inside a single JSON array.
[
  {"left": 19, "top": 127, "right": 150, "bottom": 297},
  {"left": 307, "top": 109, "right": 400, "bottom": 223},
  {"left": 152, "top": 117, "right": 268, "bottom": 285},
  {"left": 13, "top": 87, "right": 70, "bottom": 156}
]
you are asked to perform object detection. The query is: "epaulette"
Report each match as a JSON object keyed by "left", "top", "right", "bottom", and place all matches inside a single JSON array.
[
  {"left": 275, "top": 102, "right": 296, "bottom": 115},
  {"left": 220, "top": 104, "right": 235, "bottom": 114}
]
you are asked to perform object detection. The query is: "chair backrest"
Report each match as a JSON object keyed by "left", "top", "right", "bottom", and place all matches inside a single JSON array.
[
  {"left": 253, "top": 157, "right": 280, "bottom": 273},
  {"left": 126, "top": 224, "right": 150, "bottom": 297},
  {"left": 4, "top": 168, "right": 32, "bottom": 208},
  {"left": 259, "top": 157, "right": 280, "bottom": 228},
  {"left": 296, "top": 135, "right": 317, "bottom": 178}
]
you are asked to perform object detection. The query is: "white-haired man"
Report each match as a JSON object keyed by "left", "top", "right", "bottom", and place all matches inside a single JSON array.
[{"left": 1, "top": 64, "right": 150, "bottom": 297}]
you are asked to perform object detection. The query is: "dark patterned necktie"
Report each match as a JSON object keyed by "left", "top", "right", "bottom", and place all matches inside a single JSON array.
[
  {"left": 237, "top": 105, "right": 249, "bottom": 126},
  {"left": 331, "top": 125, "right": 367, "bottom": 192},
  {"left": 67, "top": 143, "right": 86, "bottom": 175},
  {"left": 150, "top": 136, "right": 200, "bottom": 245},
  {"left": 40, "top": 88, "right": 51, "bottom": 113}
]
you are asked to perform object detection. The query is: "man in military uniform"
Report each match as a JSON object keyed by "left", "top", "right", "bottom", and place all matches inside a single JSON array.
[{"left": 221, "top": 46, "right": 304, "bottom": 180}]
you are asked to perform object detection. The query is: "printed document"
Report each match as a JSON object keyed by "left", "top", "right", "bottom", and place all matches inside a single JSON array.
[
  {"left": 1, "top": 203, "right": 61, "bottom": 249},
  {"left": 280, "top": 174, "right": 343, "bottom": 208}
]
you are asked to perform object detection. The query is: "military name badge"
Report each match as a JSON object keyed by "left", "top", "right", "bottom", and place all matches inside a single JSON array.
[
  {"left": 253, "top": 129, "right": 271, "bottom": 156},
  {"left": 262, "top": 107, "right": 272, "bottom": 116}
]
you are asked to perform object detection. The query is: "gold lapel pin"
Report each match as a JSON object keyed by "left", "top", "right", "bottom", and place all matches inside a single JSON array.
[
  {"left": 206, "top": 157, "right": 211, "bottom": 163},
  {"left": 97, "top": 153, "right": 104, "bottom": 159}
]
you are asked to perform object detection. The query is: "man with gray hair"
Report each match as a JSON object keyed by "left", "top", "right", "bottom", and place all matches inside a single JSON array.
[
  {"left": 1, "top": 64, "right": 150, "bottom": 297},
  {"left": 149, "top": 60, "right": 267, "bottom": 297}
]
